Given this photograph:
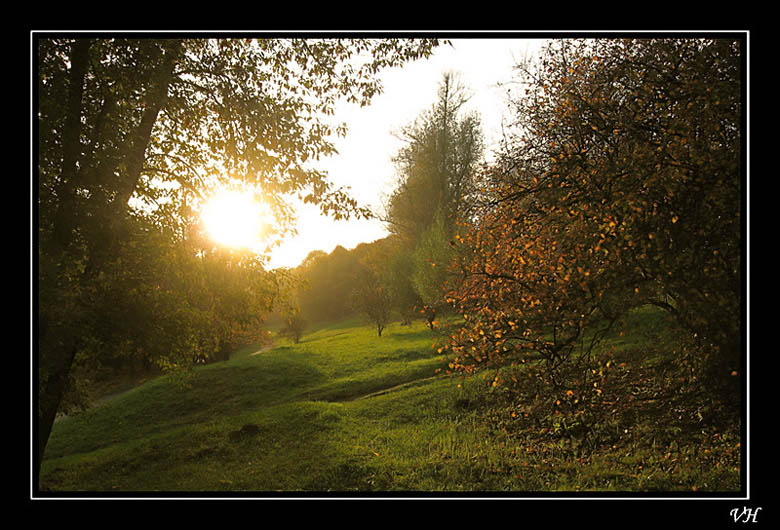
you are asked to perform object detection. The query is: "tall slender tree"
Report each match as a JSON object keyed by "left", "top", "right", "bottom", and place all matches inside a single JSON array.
[
  {"left": 382, "top": 72, "right": 485, "bottom": 321},
  {"left": 384, "top": 72, "right": 485, "bottom": 242}
]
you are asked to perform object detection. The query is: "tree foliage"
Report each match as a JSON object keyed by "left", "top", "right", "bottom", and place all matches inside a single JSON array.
[
  {"left": 411, "top": 211, "right": 458, "bottom": 310},
  {"left": 383, "top": 73, "right": 485, "bottom": 323},
  {"left": 443, "top": 38, "right": 743, "bottom": 403},
  {"left": 384, "top": 72, "right": 485, "bottom": 242},
  {"left": 383, "top": 237, "right": 423, "bottom": 325},
  {"left": 293, "top": 246, "right": 362, "bottom": 324},
  {"left": 36, "top": 36, "right": 441, "bottom": 470},
  {"left": 351, "top": 246, "right": 395, "bottom": 337},
  {"left": 280, "top": 312, "right": 308, "bottom": 344}
]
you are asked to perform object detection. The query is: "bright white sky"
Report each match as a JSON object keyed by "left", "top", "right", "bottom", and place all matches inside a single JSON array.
[{"left": 266, "top": 37, "right": 547, "bottom": 269}]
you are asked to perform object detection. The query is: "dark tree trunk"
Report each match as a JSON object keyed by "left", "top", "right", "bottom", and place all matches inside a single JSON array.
[
  {"left": 37, "top": 341, "right": 79, "bottom": 473},
  {"left": 37, "top": 40, "right": 183, "bottom": 483}
]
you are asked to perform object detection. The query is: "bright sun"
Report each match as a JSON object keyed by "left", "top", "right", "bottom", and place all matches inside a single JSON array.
[{"left": 200, "top": 188, "right": 270, "bottom": 251}]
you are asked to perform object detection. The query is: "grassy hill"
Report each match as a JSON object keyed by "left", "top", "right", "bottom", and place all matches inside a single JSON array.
[{"left": 39, "top": 308, "right": 742, "bottom": 494}]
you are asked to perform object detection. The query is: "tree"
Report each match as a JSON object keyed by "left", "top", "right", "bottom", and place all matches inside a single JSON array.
[
  {"left": 280, "top": 312, "right": 308, "bottom": 344},
  {"left": 444, "top": 38, "right": 742, "bottom": 403},
  {"left": 352, "top": 264, "right": 393, "bottom": 337},
  {"left": 384, "top": 72, "right": 484, "bottom": 242},
  {"left": 36, "top": 36, "right": 441, "bottom": 473},
  {"left": 410, "top": 211, "right": 459, "bottom": 328},
  {"left": 382, "top": 72, "right": 485, "bottom": 324},
  {"left": 383, "top": 237, "right": 422, "bottom": 325},
  {"left": 294, "top": 246, "right": 362, "bottom": 324},
  {"left": 350, "top": 240, "right": 399, "bottom": 337}
]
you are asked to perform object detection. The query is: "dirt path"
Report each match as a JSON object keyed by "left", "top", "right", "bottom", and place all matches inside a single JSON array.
[
  {"left": 341, "top": 375, "right": 443, "bottom": 402},
  {"left": 250, "top": 343, "right": 274, "bottom": 356}
]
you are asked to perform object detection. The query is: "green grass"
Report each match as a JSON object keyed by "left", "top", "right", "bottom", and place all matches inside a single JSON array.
[{"left": 39, "top": 308, "right": 742, "bottom": 494}]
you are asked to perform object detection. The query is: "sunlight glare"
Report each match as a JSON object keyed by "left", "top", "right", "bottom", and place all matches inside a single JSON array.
[{"left": 201, "top": 188, "right": 269, "bottom": 251}]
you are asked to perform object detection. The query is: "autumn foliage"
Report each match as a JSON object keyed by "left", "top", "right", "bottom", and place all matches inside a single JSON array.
[{"left": 442, "top": 39, "right": 743, "bottom": 404}]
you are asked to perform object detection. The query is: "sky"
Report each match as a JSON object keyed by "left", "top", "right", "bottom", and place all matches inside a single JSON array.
[{"left": 265, "top": 37, "right": 547, "bottom": 269}]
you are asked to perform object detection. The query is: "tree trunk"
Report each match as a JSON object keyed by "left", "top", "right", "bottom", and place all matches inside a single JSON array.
[
  {"left": 36, "top": 39, "right": 183, "bottom": 484},
  {"left": 50, "top": 38, "right": 92, "bottom": 258},
  {"left": 37, "top": 38, "right": 94, "bottom": 484},
  {"left": 37, "top": 343, "right": 79, "bottom": 470}
]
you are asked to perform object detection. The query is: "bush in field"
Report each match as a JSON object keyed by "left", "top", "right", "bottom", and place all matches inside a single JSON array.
[{"left": 281, "top": 313, "right": 308, "bottom": 344}]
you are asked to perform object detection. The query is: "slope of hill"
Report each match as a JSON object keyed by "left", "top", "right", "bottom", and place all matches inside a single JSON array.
[{"left": 39, "top": 308, "right": 741, "bottom": 494}]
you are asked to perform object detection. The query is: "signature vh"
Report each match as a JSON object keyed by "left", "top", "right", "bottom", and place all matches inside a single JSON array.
[{"left": 730, "top": 506, "right": 762, "bottom": 523}]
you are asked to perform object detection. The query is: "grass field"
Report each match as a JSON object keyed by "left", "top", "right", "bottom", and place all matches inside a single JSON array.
[{"left": 38, "top": 307, "right": 742, "bottom": 494}]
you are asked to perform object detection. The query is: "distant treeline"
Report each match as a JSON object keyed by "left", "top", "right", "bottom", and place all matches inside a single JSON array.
[{"left": 272, "top": 235, "right": 429, "bottom": 335}]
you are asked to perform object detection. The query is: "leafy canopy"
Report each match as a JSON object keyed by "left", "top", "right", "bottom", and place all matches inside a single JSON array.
[
  {"left": 36, "top": 36, "right": 442, "bottom": 466},
  {"left": 443, "top": 38, "right": 742, "bottom": 400}
]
